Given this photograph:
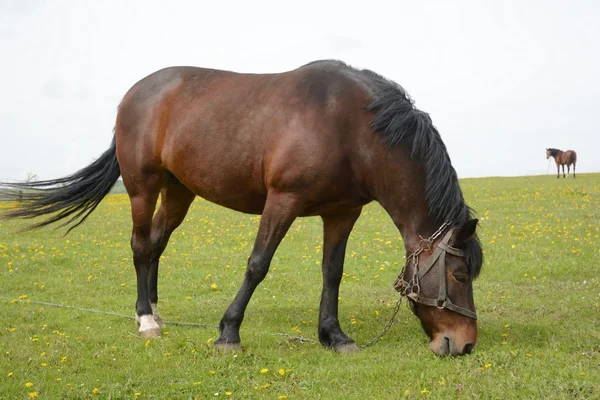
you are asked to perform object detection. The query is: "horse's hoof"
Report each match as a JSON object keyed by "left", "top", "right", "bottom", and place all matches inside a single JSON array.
[
  {"left": 335, "top": 342, "right": 360, "bottom": 354},
  {"left": 214, "top": 342, "right": 242, "bottom": 353},
  {"left": 139, "top": 327, "right": 161, "bottom": 338},
  {"left": 136, "top": 314, "right": 161, "bottom": 338}
]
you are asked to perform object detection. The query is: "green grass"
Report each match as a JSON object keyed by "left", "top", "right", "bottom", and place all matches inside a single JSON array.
[{"left": 1, "top": 173, "right": 599, "bottom": 399}]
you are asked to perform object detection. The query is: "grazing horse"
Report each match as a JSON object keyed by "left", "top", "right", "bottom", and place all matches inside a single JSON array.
[
  {"left": 546, "top": 148, "right": 577, "bottom": 178},
  {"left": 0, "top": 60, "right": 483, "bottom": 356}
]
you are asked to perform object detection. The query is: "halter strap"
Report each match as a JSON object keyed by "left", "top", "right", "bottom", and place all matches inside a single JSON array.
[{"left": 396, "top": 225, "right": 477, "bottom": 320}]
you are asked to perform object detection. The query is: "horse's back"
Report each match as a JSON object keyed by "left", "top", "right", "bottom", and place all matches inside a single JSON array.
[{"left": 115, "top": 62, "right": 375, "bottom": 215}]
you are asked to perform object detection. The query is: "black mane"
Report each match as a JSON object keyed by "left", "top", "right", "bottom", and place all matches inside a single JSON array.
[
  {"left": 547, "top": 148, "right": 561, "bottom": 157},
  {"left": 357, "top": 65, "right": 482, "bottom": 277},
  {"left": 361, "top": 70, "right": 468, "bottom": 221}
]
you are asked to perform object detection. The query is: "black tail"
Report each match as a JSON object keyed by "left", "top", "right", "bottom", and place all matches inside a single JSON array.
[
  {"left": 569, "top": 151, "right": 576, "bottom": 164},
  {"left": 0, "top": 136, "right": 121, "bottom": 233}
]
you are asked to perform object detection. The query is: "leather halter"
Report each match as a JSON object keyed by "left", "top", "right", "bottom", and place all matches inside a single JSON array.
[{"left": 393, "top": 225, "right": 477, "bottom": 320}]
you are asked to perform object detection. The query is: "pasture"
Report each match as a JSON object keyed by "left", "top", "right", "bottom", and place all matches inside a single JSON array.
[{"left": 1, "top": 173, "right": 599, "bottom": 399}]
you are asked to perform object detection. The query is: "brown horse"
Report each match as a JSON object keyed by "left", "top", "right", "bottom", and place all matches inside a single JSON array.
[
  {"left": 0, "top": 60, "right": 483, "bottom": 356},
  {"left": 546, "top": 148, "right": 577, "bottom": 178}
]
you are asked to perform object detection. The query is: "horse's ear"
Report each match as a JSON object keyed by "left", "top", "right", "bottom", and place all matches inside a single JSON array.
[{"left": 452, "top": 219, "right": 478, "bottom": 245}]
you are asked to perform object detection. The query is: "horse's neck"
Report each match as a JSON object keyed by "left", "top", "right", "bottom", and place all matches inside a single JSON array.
[{"left": 377, "top": 190, "right": 440, "bottom": 253}]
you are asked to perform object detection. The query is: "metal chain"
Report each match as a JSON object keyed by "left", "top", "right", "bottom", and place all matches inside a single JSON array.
[
  {"left": 359, "top": 295, "right": 403, "bottom": 349},
  {"left": 422, "top": 221, "right": 451, "bottom": 245}
]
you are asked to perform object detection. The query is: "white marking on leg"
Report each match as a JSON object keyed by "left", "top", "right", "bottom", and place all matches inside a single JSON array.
[{"left": 136, "top": 314, "right": 161, "bottom": 337}]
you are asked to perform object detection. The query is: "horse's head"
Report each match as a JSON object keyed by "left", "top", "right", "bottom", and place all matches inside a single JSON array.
[
  {"left": 396, "top": 219, "right": 481, "bottom": 356},
  {"left": 546, "top": 148, "right": 552, "bottom": 159}
]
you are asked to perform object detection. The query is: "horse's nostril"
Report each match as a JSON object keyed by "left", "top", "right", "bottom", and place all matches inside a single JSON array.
[
  {"left": 442, "top": 336, "right": 450, "bottom": 354},
  {"left": 462, "top": 343, "right": 474, "bottom": 354}
]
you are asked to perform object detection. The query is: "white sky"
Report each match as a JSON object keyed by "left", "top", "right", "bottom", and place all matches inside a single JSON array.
[{"left": 1, "top": 0, "right": 598, "bottom": 181}]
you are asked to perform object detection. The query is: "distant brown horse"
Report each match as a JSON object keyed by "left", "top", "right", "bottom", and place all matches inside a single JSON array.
[
  {"left": 546, "top": 148, "right": 577, "bottom": 178},
  {"left": 0, "top": 60, "right": 483, "bottom": 356}
]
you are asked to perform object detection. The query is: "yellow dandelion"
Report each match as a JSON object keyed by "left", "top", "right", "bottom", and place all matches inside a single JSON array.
[
  {"left": 25, "top": 382, "right": 33, "bottom": 388},
  {"left": 92, "top": 388, "right": 100, "bottom": 394},
  {"left": 134, "top": 393, "right": 141, "bottom": 397},
  {"left": 421, "top": 388, "right": 430, "bottom": 394},
  {"left": 7, "top": 372, "right": 13, "bottom": 377},
  {"left": 29, "top": 392, "right": 38, "bottom": 399},
  {"left": 210, "top": 283, "right": 218, "bottom": 290},
  {"left": 279, "top": 368, "right": 285, "bottom": 376},
  {"left": 225, "top": 392, "right": 232, "bottom": 396},
  {"left": 260, "top": 368, "right": 269, "bottom": 374},
  {"left": 279, "top": 396, "right": 288, "bottom": 399},
  {"left": 56, "top": 378, "right": 62, "bottom": 382},
  {"left": 484, "top": 363, "right": 492, "bottom": 368}
]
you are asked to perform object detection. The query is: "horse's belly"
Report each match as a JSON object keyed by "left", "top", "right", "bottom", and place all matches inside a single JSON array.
[{"left": 191, "top": 185, "right": 267, "bottom": 215}]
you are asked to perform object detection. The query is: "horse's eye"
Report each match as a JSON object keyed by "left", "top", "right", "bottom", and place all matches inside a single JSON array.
[{"left": 453, "top": 273, "right": 469, "bottom": 283}]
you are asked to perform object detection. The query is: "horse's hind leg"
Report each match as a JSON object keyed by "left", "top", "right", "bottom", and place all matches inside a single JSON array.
[
  {"left": 318, "top": 209, "right": 362, "bottom": 353},
  {"left": 215, "top": 191, "right": 301, "bottom": 352},
  {"left": 148, "top": 180, "right": 195, "bottom": 327},
  {"left": 573, "top": 162, "right": 576, "bottom": 178},
  {"left": 126, "top": 173, "right": 165, "bottom": 338}
]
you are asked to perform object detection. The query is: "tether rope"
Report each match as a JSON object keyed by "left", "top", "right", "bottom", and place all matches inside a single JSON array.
[{"left": 1, "top": 296, "right": 319, "bottom": 343}]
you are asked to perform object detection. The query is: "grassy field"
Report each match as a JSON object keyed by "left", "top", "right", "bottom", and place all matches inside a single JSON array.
[{"left": 1, "top": 173, "right": 599, "bottom": 399}]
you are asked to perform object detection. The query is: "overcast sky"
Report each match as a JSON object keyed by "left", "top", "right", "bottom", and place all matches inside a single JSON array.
[{"left": 1, "top": 0, "right": 598, "bottom": 182}]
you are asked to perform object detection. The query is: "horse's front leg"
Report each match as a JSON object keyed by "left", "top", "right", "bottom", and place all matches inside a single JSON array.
[
  {"left": 215, "top": 192, "right": 301, "bottom": 352},
  {"left": 318, "top": 209, "right": 362, "bottom": 353}
]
